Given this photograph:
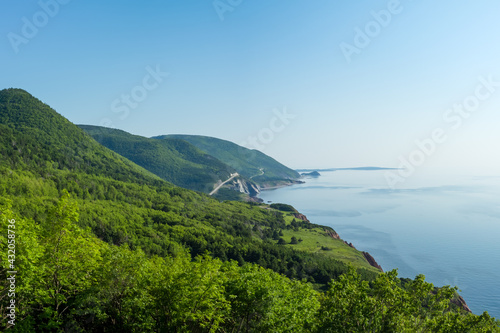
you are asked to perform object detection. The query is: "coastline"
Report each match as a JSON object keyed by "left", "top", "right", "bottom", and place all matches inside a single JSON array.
[
  {"left": 258, "top": 179, "right": 304, "bottom": 191},
  {"left": 257, "top": 177, "right": 384, "bottom": 272}
]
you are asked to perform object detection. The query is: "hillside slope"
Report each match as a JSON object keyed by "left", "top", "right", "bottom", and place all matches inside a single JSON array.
[
  {"left": 154, "top": 134, "right": 301, "bottom": 187},
  {"left": 0, "top": 88, "right": 161, "bottom": 184},
  {"left": 79, "top": 125, "right": 236, "bottom": 193}
]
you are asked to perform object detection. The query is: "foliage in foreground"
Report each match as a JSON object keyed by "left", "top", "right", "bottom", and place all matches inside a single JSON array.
[{"left": 1, "top": 194, "right": 498, "bottom": 332}]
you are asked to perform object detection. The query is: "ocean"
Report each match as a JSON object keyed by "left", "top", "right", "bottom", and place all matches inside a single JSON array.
[{"left": 258, "top": 169, "right": 500, "bottom": 318}]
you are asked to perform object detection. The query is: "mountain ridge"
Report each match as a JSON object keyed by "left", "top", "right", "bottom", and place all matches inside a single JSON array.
[
  {"left": 0, "top": 88, "right": 162, "bottom": 184},
  {"left": 79, "top": 125, "right": 238, "bottom": 194},
  {"left": 154, "top": 134, "right": 301, "bottom": 187}
]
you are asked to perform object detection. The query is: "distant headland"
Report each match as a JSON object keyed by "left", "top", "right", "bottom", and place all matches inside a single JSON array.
[{"left": 296, "top": 166, "right": 401, "bottom": 172}]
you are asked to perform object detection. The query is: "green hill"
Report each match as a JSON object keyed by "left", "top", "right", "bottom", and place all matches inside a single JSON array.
[
  {"left": 0, "top": 89, "right": 161, "bottom": 184},
  {"left": 154, "top": 134, "right": 301, "bottom": 187},
  {"left": 79, "top": 125, "right": 236, "bottom": 193}
]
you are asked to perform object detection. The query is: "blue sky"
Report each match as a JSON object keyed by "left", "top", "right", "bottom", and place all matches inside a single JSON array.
[{"left": 1, "top": 0, "right": 500, "bottom": 170}]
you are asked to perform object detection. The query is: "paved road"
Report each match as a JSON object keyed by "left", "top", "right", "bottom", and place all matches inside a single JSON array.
[
  {"left": 249, "top": 168, "right": 264, "bottom": 179},
  {"left": 209, "top": 173, "right": 239, "bottom": 196}
]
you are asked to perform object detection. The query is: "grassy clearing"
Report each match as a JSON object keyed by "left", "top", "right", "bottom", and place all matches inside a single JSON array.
[{"left": 278, "top": 212, "right": 380, "bottom": 273}]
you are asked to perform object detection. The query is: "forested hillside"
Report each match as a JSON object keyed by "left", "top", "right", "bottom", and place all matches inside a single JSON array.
[
  {"left": 79, "top": 125, "right": 236, "bottom": 193},
  {"left": 154, "top": 134, "right": 300, "bottom": 186},
  {"left": 0, "top": 89, "right": 160, "bottom": 184},
  {"left": 0, "top": 88, "right": 498, "bottom": 331}
]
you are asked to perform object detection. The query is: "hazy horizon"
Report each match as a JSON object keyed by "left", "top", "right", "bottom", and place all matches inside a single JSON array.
[{"left": 2, "top": 1, "right": 500, "bottom": 171}]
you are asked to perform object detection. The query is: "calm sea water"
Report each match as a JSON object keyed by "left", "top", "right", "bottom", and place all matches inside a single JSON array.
[{"left": 259, "top": 169, "right": 500, "bottom": 318}]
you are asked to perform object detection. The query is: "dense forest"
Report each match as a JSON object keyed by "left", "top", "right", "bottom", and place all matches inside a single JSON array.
[
  {"left": 1, "top": 88, "right": 499, "bottom": 331},
  {"left": 79, "top": 125, "right": 238, "bottom": 194}
]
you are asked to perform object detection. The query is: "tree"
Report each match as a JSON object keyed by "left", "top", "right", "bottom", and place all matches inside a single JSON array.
[
  {"left": 222, "top": 263, "right": 320, "bottom": 332},
  {"left": 150, "top": 254, "right": 231, "bottom": 332},
  {"left": 72, "top": 244, "right": 156, "bottom": 332},
  {"left": 317, "top": 267, "right": 500, "bottom": 332},
  {"left": 33, "top": 191, "right": 104, "bottom": 330},
  {"left": 0, "top": 199, "right": 43, "bottom": 330},
  {"left": 290, "top": 236, "right": 298, "bottom": 244}
]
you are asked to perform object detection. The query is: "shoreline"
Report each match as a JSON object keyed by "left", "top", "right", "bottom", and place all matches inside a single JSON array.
[
  {"left": 258, "top": 179, "right": 305, "bottom": 191},
  {"left": 257, "top": 178, "right": 384, "bottom": 272}
]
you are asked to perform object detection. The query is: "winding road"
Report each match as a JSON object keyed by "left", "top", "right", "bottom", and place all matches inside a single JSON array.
[
  {"left": 249, "top": 168, "right": 264, "bottom": 179},
  {"left": 209, "top": 173, "right": 239, "bottom": 196}
]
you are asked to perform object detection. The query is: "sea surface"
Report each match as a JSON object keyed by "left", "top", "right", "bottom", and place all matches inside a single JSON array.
[{"left": 259, "top": 168, "right": 500, "bottom": 318}]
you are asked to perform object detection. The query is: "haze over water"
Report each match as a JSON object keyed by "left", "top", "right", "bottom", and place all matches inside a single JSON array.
[{"left": 259, "top": 168, "right": 500, "bottom": 318}]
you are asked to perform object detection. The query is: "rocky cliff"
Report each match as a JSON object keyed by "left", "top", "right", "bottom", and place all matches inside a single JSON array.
[
  {"left": 451, "top": 295, "right": 472, "bottom": 313},
  {"left": 229, "top": 178, "right": 260, "bottom": 197},
  {"left": 325, "top": 228, "right": 341, "bottom": 240},
  {"left": 293, "top": 213, "right": 310, "bottom": 223},
  {"left": 362, "top": 252, "right": 384, "bottom": 272}
]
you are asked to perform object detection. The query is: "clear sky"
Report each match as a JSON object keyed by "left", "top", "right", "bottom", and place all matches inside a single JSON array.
[{"left": 1, "top": 0, "right": 500, "bottom": 170}]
